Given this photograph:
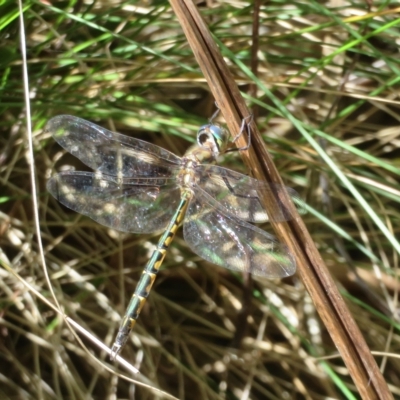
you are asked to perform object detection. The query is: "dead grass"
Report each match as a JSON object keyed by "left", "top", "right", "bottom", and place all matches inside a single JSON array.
[{"left": 0, "top": 1, "right": 399, "bottom": 399}]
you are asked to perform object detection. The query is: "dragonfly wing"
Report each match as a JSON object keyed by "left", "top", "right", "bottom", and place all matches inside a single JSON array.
[
  {"left": 46, "top": 115, "right": 181, "bottom": 177},
  {"left": 47, "top": 171, "right": 181, "bottom": 233},
  {"left": 195, "top": 165, "right": 306, "bottom": 223},
  {"left": 183, "top": 187, "right": 295, "bottom": 278}
]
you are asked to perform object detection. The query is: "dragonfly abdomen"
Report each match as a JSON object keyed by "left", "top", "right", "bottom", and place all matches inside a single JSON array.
[{"left": 110, "top": 190, "right": 192, "bottom": 359}]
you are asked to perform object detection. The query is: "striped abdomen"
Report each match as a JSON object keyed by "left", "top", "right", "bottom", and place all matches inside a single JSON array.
[{"left": 110, "top": 190, "right": 191, "bottom": 359}]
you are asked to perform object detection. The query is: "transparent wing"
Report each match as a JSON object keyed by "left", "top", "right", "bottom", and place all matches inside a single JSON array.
[
  {"left": 47, "top": 171, "right": 181, "bottom": 233},
  {"left": 46, "top": 115, "right": 181, "bottom": 177},
  {"left": 194, "top": 164, "right": 306, "bottom": 223},
  {"left": 183, "top": 187, "right": 295, "bottom": 278}
]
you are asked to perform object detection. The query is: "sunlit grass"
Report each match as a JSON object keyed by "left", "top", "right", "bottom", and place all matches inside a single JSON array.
[{"left": 1, "top": 0, "right": 399, "bottom": 398}]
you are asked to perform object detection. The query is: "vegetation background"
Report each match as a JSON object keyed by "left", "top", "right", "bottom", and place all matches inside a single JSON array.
[{"left": 0, "top": 0, "right": 399, "bottom": 399}]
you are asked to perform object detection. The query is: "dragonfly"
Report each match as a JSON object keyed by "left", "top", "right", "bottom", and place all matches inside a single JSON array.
[{"left": 46, "top": 112, "right": 304, "bottom": 359}]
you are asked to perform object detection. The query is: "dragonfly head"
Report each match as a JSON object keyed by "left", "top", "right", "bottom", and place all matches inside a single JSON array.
[{"left": 196, "top": 123, "right": 230, "bottom": 159}]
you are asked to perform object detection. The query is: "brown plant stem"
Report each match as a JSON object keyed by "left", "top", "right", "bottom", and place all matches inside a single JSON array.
[{"left": 169, "top": 1, "right": 393, "bottom": 399}]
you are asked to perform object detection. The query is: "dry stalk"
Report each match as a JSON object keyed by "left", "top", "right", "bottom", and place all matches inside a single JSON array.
[{"left": 169, "top": 1, "right": 393, "bottom": 399}]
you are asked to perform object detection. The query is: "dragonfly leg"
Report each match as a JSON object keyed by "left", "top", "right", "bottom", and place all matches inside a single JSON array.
[
  {"left": 209, "top": 104, "right": 221, "bottom": 123},
  {"left": 227, "top": 114, "right": 253, "bottom": 152}
]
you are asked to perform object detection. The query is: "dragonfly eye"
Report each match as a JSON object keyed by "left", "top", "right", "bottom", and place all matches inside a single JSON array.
[{"left": 197, "top": 124, "right": 229, "bottom": 156}]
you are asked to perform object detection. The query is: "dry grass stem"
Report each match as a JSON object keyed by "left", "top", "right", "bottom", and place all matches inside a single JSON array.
[{"left": 170, "top": 1, "right": 393, "bottom": 398}]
